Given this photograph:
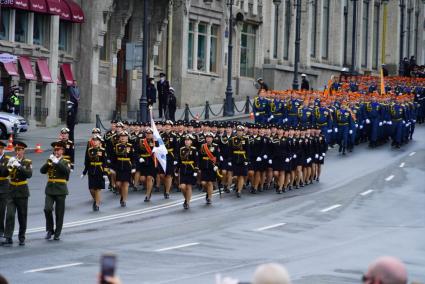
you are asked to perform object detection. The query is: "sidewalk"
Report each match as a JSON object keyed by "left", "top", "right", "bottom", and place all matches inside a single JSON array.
[{"left": 3, "top": 100, "right": 250, "bottom": 153}]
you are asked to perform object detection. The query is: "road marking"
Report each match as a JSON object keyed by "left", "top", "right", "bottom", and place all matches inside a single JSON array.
[
  {"left": 320, "top": 204, "right": 342, "bottom": 213},
  {"left": 155, "top": 242, "right": 199, "bottom": 252},
  {"left": 385, "top": 175, "right": 394, "bottom": 181},
  {"left": 24, "top": 262, "right": 83, "bottom": 274},
  {"left": 409, "top": 152, "right": 416, "bottom": 157},
  {"left": 255, "top": 223, "right": 286, "bottom": 232},
  {"left": 18, "top": 191, "right": 221, "bottom": 235},
  {"left": 360, "top": 190, "right": 374, "bottom": 196},
  {"left": 399, "top": 162, "right": 405, "bottom": 168}
]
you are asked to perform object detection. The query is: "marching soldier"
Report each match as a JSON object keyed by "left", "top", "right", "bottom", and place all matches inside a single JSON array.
[
  {"left": 82, "top": 135, "right": 108, "bottom": 211},
  {"left": 135, "top": 128, "right": 157, "bottom": 202},
  {"left": 40, "top": 142, "right": 71, "bottom": 241},
  {"left": 177, "top": 135, "right": 199, "bottom": 209},
  {"left": 59, "top": 128, "right": 75, "bottom": 170},
  {"left": 199, "top": 132, "right": 220, "bottom": 205},
  {"left": 228, "top": 125, "right": 250, "bottom": 198},
  {"left": 2, "top": 142, "right": 32, "bottom": 246},
  {"left": 0, "top": 141, "right": 10, "bottom": 240},
  {"left": 160, "top": 120, "right": 178, "bottom": 199}
]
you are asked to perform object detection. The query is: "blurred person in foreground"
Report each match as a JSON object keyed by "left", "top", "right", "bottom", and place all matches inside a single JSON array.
[
  {"left": 362, "top": 256, "right": 407, "bottom": 284},
  {"left": 252, "top": 263, "right": 291, "bottom": 284}
]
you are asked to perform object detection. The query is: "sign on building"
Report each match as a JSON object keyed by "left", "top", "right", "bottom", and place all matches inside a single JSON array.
[{"left": 125, "top": 43, "right": 143, "bottom": 70}]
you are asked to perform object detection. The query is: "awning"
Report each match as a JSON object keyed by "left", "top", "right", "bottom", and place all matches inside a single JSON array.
[
  {"left": 1, "top": 62, "right": 19, "bottom": 77},
  {"left": 59, "top": 0, "right": 72, "bottom": 21},
  {"left": 63, "top": 0, "right": 84, "bottom": 23},
  {"left": 60, "top": 63, "right": 74, "bottom": 86},
  {"left": 46, "top": 0, "right": 62, "bottom": 15},
  {"left": 29, "top": 0, "right": 48, "bottom": 13},
  {"left": 2, "top": 0, "right": 30, "bottom": 10},
  {"left": 36, "top": 59, "right": 53, "bottom": 83},
  {"left": 18, "top": 56, "right": 36, "bottom": 80}
]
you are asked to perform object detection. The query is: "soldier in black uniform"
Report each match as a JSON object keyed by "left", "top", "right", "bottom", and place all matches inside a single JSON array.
[
  {"left": 228, "top": 125, "right": 250, "bottom": 198},
  {"left": 2, "top": 142, "right": 32, "bottom": 246},
  {"left": 135, "top": 128, "right": 157, "bottom": 202},
  {"left": 160, "top": 120, "right": 178, "bottom": 199},
  {"left": 0, "top": 141, "right": 10, "bottom": 240},
  {"left": 157, "top": 73, "right": 170, "bottom": 119},
  {"left": 177, "top": 135, "right": 199, "bottom": 209},
  {"left": 110, "top": 131, "right": 135, "bottom": 207},
  {"left": 82, "top": 135, "right": 108, "bottom": 211},
  {"left": 218, "top": 122, "right": 233, "bottom": 193},
  {"left": 106, "top": 122, "right": 125, "bottom": 193},
  {"left": 199, "top": 132, "right": 220, "bottom": 205},
  {"left": 250, "top": 126, "right": 268, "bottom": 194},
  {"left": 271, "top": 127, "right": 290, "bottom": 193},
  {"left": 40, "top": 141, "right": 71, "bottom": 241},
  {"left": 59, "top": 128, "right": 75, "bottom": 171}
]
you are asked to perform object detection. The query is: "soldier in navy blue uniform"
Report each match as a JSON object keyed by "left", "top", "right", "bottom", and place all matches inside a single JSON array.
[
  {"left": 228, "top": 125, "right": 250, "bottom": 198},
  {"left": 177, "top": 135, "right": 199, "bottom": 209}
]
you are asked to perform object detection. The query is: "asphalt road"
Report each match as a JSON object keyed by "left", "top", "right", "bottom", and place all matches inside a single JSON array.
[{"left": 1, "top": 127, "right": 424, "bottom": 284}]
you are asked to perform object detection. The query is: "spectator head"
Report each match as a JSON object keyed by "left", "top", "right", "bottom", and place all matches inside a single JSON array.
[
  {"left": 0, "top": 274, "right": 8, "bottom": 284},
  {"left": 363, "top": 256, "right": 407, "bottom": 284},
  {"left": 301, "top": 74, "right": 307, "bottom": 78},
  {"left": 252, "top": 263, "right": 291, "bottom": 284}
]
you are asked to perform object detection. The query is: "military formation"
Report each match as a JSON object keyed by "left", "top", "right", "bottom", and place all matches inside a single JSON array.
[{"left": 254, "top": 76, "right": 424, "bottom": 154}]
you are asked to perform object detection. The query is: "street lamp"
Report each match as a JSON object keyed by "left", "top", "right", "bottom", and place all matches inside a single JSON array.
[
  {"left": 292, "top": 0, "right": 302, "bottom": 90},
  {"left": 399, "top": 0, "right": 406, "bottom": 76},
  {"left": 273, "top": 0, "right": 282, "bottom": 59},
  {"left": 224, "top": 0, "right": 235, "bottom": 117},
  {"left": 140, "top": 0, "right": 150, "bottom": 122},
  {"left": 350, "top": 0, "right": 358, "bottom": 75},
  {"left": 381, "top": 0, "right": 390, "bottom": 65}
]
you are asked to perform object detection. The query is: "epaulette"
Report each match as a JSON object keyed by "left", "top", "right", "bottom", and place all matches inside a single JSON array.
[{"left": 190, "top": 146, "right": 197, "bottom": 150}]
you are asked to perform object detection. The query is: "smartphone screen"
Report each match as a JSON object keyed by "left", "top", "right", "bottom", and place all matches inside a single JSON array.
[{"left": 101, "top": 254, "right": 116, "bottom": 284}]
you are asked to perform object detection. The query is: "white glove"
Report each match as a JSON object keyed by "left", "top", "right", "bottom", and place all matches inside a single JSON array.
[
  {"left": 256, "top": 157, "right": 262, "bottom": 162},
  {"left": 355, "top": 124, "right": 359, "bottom": 128},
  {"left": 319, "top": 156, "right": 323, "bottom": 160},
  {"left": 268, "top": 159, "right": 272, "bottom": 165},
  {"left": 107, "top": 159, "right": 111, "bottom": 164},
  {"left": 379, "top": 122, "right": 383, "bottom": 126},
  {"left": 267, "top": 116, "right": 274, "bottom": 122},
  {"left": 307, "top": 158, "right": 311, "bottom": 163},
  {"left": 285, "top": 158, "right": 290, "bottom": 163},
  {"left": 219, "top": 156, "right": 224, "bottom": 162},
  {"left": 103, "top": 175, "right": 108, "bottom": 180},
  {"left": 359, "top": 125, "right": 364, "bottom": 129},
  {"left": 349, "top": 130, "right": 353, "bottom": 134},
  {"left": 80, "top": 174, "right": 85, "bottom": 179},
  {"left": 406, "top": 123, "right": 410, "bottom": 127},
  {"left": 334, "top": 128, "right": 338, "bottom": 133},
  {"left": 255, "top": 112, "right": 260, "bottom": 116},
  {"left": 49, "top": 154, "right": 56, "bottom": 161},
  {"left": 193, "top": 172, "right": 198, "bottom": 177},
  {"left": 322, "top": 153, "right": 326, "bottom": 157},
  {"left": 173, "top": 161, "right": 178, "bottom": 165},
  {"left": 13, "top": 160, "right": 21, "bottom": 168},
  {"left": 293, "top": 154, "right": 297, "bottom": 158},
  {"left": 263, "top": 155, "right": 268, "bottom": 159},
  {"left": 383, "top": 120, "right": 387, "bottom": 125},
  {"left": 327, "top": 129, "right": 332, "bottom": 133},
  {"left": 388, "top": 121, "right": 392, "bottom": 125},
  {"left": 131, "top": 169, "right": 136, "bottom": 174},
  {"left": 228, "top": 162, "right": 232, "bottom": 166},
  {"left": 213, "top": 166, "right": 218, "bottom": 172},
  {"left": 52, "top": 157, "right": 59, "bottom": 164},
  {"left": 174, "top": 172, "right": 179, "bottom": 177},
  {"left": 366, "top": 119, "right": 371, "bottom": 124},
  {"left": 139, "top": 158, "right": 145, "bottom": 163},
  {"left": 315, "top": 154, "right": 319, "bottom": 159},
  {"left": 413, "top": 120, "right": 416, "bottom": 123},
  {"left": 244, "top": 162, "right": 249, "bottom": 166},
  {"left": 402, "top": 120, "right": 406, "bottom": 124}
]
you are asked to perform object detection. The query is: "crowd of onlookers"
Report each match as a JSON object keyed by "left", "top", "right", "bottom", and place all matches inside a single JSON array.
[
  {"left": 402, "top": 56, "right": 425, "bottom": 78},
  {"left": 0, "top": 255, "right": 419, "bottom": 284}
]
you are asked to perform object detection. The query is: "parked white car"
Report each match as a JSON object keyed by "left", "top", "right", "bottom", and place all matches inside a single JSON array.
[{"left": 0, "top": 112, "right": 29, "bottom": 138}]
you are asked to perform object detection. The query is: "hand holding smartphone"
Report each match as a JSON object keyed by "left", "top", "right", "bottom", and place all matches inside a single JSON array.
[{"left": 100, "top": 254, "right": 117, "bottom": 284}]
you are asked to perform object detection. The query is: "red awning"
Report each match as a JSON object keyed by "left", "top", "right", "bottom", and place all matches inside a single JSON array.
[
  {"left": 63, "top": 0, "right": 84, "bottom": 23},
  {"left": 59, "top": 0, "right": 72, "bottom": 21},
  {"left": 36, "top": 59, "right": 53, "bottom": 83},
  {"left": 1, "top": 62, "right": 19, "bottom": 77},
  {"left": 46, "top": 0, "right": 61, "bottom": 15},
  {"left": 18, "top": 56, "right": 36, "bottom": 80},
  {"left": 2, "top": 0, "right": 30, "bottom": 10},
  {"left": 60, "top": 63, "right": 74, "bottom": 86},
  {"left": 29, "top": 0, "right": 48, "bottom": 13}
]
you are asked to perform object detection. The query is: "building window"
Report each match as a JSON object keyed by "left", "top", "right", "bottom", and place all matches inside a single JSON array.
[
  {"left": 33, "top": 14, "right": 50, "bottom": 47},
  {"left": 240, "top": 23, "right": 256, "bottom": 78},
  {"left": 59, "top": 20, "right": 72, "bottom": 53},
  {"left": 0, "top": 9, "right": 10, "bottom": 41},
  {"left": 362, "top": 0, "right": 370, "bottom": 67},
  {"left": 188, "top": 21, "right": 194, "bottom": 70},
  {"left": 197, "top": 23, "right": 207, "bottom": 71},
  {"left": 310, "top": 0, "right": 318, "bottom": 58},
  {"left": 372, "top": 4, "right": 380, "bottom": 69},
  {"left": 283, "top": 0, "right": 291, "bottom": 60},
  {"left": 15, "top": 10, "right": 28, "bottom": 43},
  {"left": 99, "top": 20, "right": 110, "bottom": 62},
  {"left": 321, "top": 0, "right": 330, "bottom": 59},
  {"left": 210, "top": 25, "right": 219, "bottom": 73}
]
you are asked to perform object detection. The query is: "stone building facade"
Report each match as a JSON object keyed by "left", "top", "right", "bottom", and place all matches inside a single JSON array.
[{"left": 1, "top": 0, "right": 424, "bottom": 126}]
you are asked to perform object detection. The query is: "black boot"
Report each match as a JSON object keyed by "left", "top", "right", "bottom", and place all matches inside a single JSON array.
[{"left": 1, "top": 237, "right": 13, "bottom": 246}]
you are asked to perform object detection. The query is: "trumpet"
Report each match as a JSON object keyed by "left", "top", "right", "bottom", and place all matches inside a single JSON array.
[
  {"left": 47, "top": 159, "right": 53, "bottom": 166},
  {"left": 7, "top": 157, "right": 16, "bottom": 171}
]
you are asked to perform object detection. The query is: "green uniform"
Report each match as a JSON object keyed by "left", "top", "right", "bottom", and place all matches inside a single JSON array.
[
  {"left": 0, "top": 154, "right": 10, "bottom": 236},
  {"left": 40, "top": 157, "right": 71, "bottom": 239},
  {"left": 4, "top": 158, "right": 32, "bottom": 242}
]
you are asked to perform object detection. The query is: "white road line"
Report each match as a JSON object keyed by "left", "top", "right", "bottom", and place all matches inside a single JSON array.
[
  {"left": 320, "top": 204, "right": 342, "bottom": 213},
  {"left": 399, "top": 162, "right": 405, "bottom": 168},
  {"left": 24, "top": 262, "right": 83, "bottom": 274},
  {"left": 255, "top": 223, "right": 286, "bottom": 232},
  {"left": 409, "top": 152, "right": 416, "bottom": 157},
  {"left": 360, "top": 190, "right": 374, "bottom": 196},
  {"left": 385, "top": 175, "right": 395, "bottom": 181},
  {"left": 155, "top": 242, "right": 199, "bottom": 252},
  {"left": 18, "top": 191, "right": 221, "bottom": 235}
]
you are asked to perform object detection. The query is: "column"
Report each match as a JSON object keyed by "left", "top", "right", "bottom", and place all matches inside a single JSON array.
[
  {"left": 192, "top": 21, "right": 199, "bottom": 71},
  {"left": 300, "top": 0, "right": 313, "bottom": 68},
  {"left": 206, "top": 23, "right": 211, "bottom": 73},
  {"left": 45, "top": 15, "right": 60, "bottom": 127},
  {"left": 28, "top": 13, "right": 34, "bottom": 44}
]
